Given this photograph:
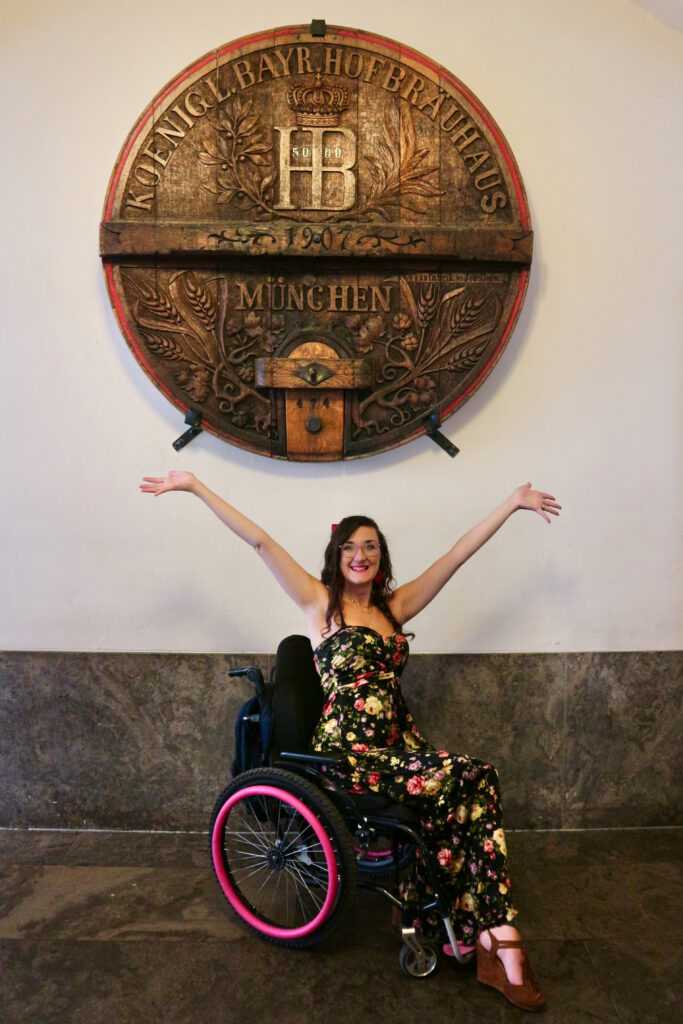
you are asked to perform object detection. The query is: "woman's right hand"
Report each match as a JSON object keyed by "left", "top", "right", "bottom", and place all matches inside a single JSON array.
[
  {"left": 139, "top": 470, "right": 197, "bottom": 496},
  {"left": 139, "top": 471, "right": 326, "bottom": 624}
]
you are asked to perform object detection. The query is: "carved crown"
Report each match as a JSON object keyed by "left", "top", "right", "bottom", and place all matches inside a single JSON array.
[{"left": 287, "top": 71, "right": 349, "bottom": 127}]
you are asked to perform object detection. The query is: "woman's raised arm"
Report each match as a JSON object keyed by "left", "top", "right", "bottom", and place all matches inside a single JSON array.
[
  {"left": 140, "top": 471, "right": 325, "bottom": 612},
  {"left": 390, "top": 482, "right": 561, "bottom": 624}
]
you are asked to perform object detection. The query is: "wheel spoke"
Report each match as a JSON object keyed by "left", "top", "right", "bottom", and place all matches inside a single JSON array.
[
  {"left": 285, "top": 860, "right": 324, "bottom": 916},
  {"left": 287, "top": 859, "right": 328, "bottom": 894},
  {"left": 285, "top": 859, "right": 326, "bottom": 911},
  {"left": 231, "top": 809, "right": 275, "bottom": 850},
  {"left": 251, "top": 867, "right": 279, "bottom": 908},
  {"left": 280, "top": 821, "right": 316, "bottom": 856},
  {"left": 228, "top": 830, "right": 272, "bottom": 855},
  {"left": 251, "top": 797, "right": 279, "bottom": 844},
  {"left": 278, "top": 810, "right": 300, "bottom": 851},
  {"left": 229, "top": 860, "right": 271, "bottom": 884},
  {"left": 275, "top": 797, "right": 283, "bottom": 842},
  {"left": 230, "top": 845, "right": 272, "bottom": 862}
]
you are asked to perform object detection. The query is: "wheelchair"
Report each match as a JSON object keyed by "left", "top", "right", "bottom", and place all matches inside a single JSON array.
[{"left": 210, "top": 635, "right": 475, "bottom": 978}]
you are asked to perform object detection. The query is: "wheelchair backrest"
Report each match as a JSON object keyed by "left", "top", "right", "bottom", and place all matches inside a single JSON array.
[{"left": 270, "top": 635, "right": 324, "bottom": 758}]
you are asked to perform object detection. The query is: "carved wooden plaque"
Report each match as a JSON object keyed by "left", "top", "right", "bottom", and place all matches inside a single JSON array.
[{"left": 101, "top": 24, "right": 532, "bottom": 460}]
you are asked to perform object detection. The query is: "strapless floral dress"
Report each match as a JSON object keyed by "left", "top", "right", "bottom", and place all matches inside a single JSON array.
[{"left": 312, "top": 625, "right": 516, "bottom": 942}]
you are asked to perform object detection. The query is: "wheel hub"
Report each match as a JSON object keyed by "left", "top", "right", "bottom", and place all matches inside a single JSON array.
[{"left": 266, "top": 844, "right": 286, "bottom": 870}]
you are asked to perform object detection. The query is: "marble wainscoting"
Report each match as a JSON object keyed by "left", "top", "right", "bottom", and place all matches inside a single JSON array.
[
  {"left": 0, "top": 652, "right": 271, "bottom": 832},
  {"left": 0, "top": 649, "right": 680, "bottom": 831},
  {"left": 400, "top": 651, "right": 683, "bottom": 829}
]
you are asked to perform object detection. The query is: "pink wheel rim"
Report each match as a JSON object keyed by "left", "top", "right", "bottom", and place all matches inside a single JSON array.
[
  {"left": 354, "top": 844, "right": 394, "bottom": 861},
  {"left": 212, "top": 784, "right": 339, "bottom": 939}
]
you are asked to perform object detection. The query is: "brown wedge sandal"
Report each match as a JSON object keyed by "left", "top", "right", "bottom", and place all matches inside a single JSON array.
[{"left": 476, "top": 932, "right": 546, "bottom": 1012}]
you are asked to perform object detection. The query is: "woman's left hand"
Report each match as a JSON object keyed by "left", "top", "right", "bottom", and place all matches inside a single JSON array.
[{"left": 513, "top": 482, "right": 562, "bottom": 523}]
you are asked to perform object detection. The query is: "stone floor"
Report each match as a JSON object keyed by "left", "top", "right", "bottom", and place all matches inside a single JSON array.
[{"left": 0, "top": 827, "right": 680, "bottom": 1024}]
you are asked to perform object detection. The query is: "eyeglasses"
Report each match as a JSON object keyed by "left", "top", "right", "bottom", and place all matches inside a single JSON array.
[{"left": 339, "top": 541, "right": 380, "bottom": 556}]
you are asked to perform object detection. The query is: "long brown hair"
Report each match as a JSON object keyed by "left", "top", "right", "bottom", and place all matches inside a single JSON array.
[{"left": 320, "top": 515, "right": 410, "bottom": 638}]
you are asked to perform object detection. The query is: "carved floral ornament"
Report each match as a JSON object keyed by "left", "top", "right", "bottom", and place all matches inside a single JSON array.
[{"left": 100, "top": 24, "right": 532, "bottom": 460}]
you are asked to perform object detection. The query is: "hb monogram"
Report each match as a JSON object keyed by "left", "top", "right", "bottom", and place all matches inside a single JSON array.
[
  {"left": 274, "top": 71, "right": 356, "bottom": 211},
  {"left": 274, "top": 127, "right": 356, "bottom": 210}
]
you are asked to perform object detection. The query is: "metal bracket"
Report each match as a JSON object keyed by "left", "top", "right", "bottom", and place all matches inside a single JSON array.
[
  {"left": 400, "top": 926, "right": 437, "bottom": 975},
  {"left": 172, "top": 407, "right": 203, "bottom": 451},
  {"left": 401, "top": 926, "right": 426, "bottom": 957},
  {"left": 310, "top": 19, "right": 327, "bottom": 36},
  {"left": 422, "top": 412, "right": 459, "bottom": 457}
]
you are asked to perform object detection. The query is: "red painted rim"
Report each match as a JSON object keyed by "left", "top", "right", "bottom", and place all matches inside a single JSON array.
[{"left": 102, "top": 26, "right": 531, "bottom": 454}]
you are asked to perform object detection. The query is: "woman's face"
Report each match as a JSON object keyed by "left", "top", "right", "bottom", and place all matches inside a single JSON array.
[{"left": 338, "top": 525, "right": 381, "bottom": 586}]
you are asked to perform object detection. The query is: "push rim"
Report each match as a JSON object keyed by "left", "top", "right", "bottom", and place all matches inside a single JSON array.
[{"left": 211, "top": 784, "right": 339, "bottom": 939}]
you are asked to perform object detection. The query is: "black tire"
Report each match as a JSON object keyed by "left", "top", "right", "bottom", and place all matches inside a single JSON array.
[
  {"left": 210, "top": 767, "right": 357, "bottom": 948},
  {"left": 356, "top": 835, "right": 416, "bottom": 880}
]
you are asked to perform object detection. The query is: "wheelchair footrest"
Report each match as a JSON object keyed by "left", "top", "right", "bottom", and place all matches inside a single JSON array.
[{"left": 443, "top": 941, "right": 476, "bottom": 963}]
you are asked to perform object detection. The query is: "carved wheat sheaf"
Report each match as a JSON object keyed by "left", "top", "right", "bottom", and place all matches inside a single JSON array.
[
  {"left": 143, "top": 333, "right": 185, "bottom": 361},
  {"left": 127, "top": 270, "right": 271, "bottom": 432},
  {"left": 353, "top": 281, "right": 502, "bottom": 437},
  {"left": 129, "top": 267, "right": 502, "bottom": 440},
  {"left": 185, "top": 277, "right": 217, "bottom": 330}
]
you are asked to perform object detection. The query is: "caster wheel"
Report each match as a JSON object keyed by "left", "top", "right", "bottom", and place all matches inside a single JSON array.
[{"left": 399, "top": 941, "right": 438, "bottom": 978}]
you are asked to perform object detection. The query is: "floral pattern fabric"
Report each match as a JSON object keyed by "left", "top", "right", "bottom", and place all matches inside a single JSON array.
[{"left": 312, "top": 626, "right": 517, "bottom": 943}]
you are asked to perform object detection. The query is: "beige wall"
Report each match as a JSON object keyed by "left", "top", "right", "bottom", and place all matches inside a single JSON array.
[{"left": 1, "top": 0, "right": 681, "bottom": 653}]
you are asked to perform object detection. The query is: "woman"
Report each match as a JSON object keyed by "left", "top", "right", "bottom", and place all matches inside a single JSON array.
[{"left": 140, "top": 470, "right": 560, "bottom": 1011}]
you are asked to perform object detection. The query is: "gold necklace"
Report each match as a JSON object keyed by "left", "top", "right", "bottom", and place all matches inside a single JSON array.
[{"left": 343, "top": 592, "right": 375, "bottom": 615}]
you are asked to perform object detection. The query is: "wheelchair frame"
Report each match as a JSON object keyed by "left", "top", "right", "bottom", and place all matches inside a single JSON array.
[{"left": 209, "top": 645, "right": 475, "bottom": 978}]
